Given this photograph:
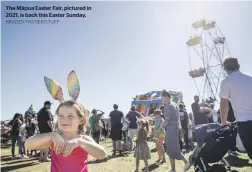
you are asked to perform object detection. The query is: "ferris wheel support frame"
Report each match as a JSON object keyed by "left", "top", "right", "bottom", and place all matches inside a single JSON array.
[{"left": 186, "top": 19, "right": 230, "bottom": 104}]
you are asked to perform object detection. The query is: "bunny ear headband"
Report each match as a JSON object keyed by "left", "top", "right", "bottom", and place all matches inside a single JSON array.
[
  {"left": 44, "top": 70, "right": 89, "bottom": 127},
  {"left": 44, "top": 70, "right": 80, "bottom": 102}
]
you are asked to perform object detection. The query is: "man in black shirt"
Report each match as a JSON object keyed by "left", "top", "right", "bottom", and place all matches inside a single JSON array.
[
  {"left": 191, "top": 95, "right": 207, "bottom": 126},
  {"left": 126, "top": 105, "right": 142, "bottom": 151},
  {"left": 37, "top": 101, "right": 53, "bottom": 162},
  {"left": 109, "top": 104, "right": 127, "bottom": 155},
  {"left": 179, "top": 103, "right": 189, "bottom": 150}
]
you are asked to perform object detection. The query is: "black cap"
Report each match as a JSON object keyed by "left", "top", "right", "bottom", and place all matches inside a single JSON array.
[
  {"left": 92, "top": 109, "right": 97, "bottom": 114},
  {"left": 179, "top": 103, "right": 184, "bottom": 108},
  {"left": 130, "top": 105, "right": 136, "bottom": 111},
  {"left": 44, "top": 101, "right": 52, "bottom": 106}
]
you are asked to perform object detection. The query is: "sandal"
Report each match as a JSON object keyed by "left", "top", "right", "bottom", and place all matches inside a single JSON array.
[
  {"left": 112, "top": 150, "right": 116, "bottom": 156},
  {"left": 160, "top": 158, "right": 166, "bottom": 163}
]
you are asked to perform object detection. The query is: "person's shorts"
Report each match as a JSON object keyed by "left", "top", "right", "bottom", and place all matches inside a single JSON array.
[
  {"left": 128, "top": 129, "right": 138, "bottom": 139},
  {"left": 156, "top": 134, "right": 165, "bottom": 144}
]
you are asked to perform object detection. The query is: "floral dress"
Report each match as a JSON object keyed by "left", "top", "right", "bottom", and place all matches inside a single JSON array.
[{"left": 134, "top": 128, "right": 151, "bottom": 160}]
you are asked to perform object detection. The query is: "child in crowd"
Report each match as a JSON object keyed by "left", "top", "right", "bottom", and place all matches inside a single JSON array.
[
  {"left": 122, "top": 119, "right": 130, "bottom": 143},
  {"left": 153, "top": 109, "right": 166, "bottom": 163},
  {"left": 19, "top": 116, "right": 29, "bottom": 158},
  {"left": 25, "top": 70, "right": 106, "bottom": 172},
  {"left": 134, "top": 117, "right": 151, "bottom": 172},
  {"left": 187, "top": 117, "right": 194, "bottom": 151}
]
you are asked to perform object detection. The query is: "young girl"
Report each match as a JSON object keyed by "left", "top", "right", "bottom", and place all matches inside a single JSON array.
[
  {"left": 153, "top": 109, "right": 166, "bottom": 163},
  {"left": 25, "top": 70, "right": 106, "bottom": 172},
  {"left": 122, "top": 119, "right": 129, "bottom": 143},
  {"left": 134, "top": 118, "right": 151, "bottom": 172},
  {"left": 19, "top": 116, "right": 29, "bottom": 158},
  {"left": 187, "top": 117, "right": 194, "bottom": 151}
]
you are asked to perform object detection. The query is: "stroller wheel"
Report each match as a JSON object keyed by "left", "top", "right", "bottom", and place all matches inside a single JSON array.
[
  {"left": 208, "top": 164, "right": 227, "bottom": 172},
  {"left": 194, "top": 167, "right": 201, "bottom": 172}
]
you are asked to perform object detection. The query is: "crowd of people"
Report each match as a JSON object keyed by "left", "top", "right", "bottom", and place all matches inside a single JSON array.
[
  {"left": 2, "top": 56, "right": 252, "bottom": 172},
  {"left": 4, "top": 102, "right": 110, "bottom": 161}
]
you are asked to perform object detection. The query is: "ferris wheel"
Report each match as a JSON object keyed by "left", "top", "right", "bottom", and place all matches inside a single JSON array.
[{"left": 186, "top": 19, "right": 230, "bottom": 105}]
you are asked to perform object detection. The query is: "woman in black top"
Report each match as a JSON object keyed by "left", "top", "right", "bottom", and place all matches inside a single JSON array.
[{"left": 10, "top": 113, "right": 22, "bottom": 158}]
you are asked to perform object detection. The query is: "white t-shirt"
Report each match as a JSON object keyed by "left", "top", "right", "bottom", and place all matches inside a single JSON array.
[
  {"left": 211, "top": 109, "right": 218, "bottom": 123},
  {"left": 122, "top": 122, "right": 129, "bottom": 131},
  {"left": 19, "top": 123, "right": 26, "bottom": 138},
  {"left": 179, "top": 111, "right": 185, "bottom": 119},
  {"left": 187, "top": 119, "right": 193, "bottom": 139},
  {"left": 219, "top": 71, "right": 252, "bottom": 122}
]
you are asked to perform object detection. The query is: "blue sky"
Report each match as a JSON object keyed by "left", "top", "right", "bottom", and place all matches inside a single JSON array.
[{"left": 2, "top": 1, "right": 252, "bottom": 120}]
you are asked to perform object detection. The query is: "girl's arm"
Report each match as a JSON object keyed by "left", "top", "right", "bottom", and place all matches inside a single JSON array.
[
  {"left": 78, "top": 135, "right": 106, "bottom": 160},
  {"left": 25, "top": 132, "right": 56, "bottom": 150},
  {"left": 97, "top": 110, "right": 105, "bottom": 118},
  {"left": 156, "top": 119, "right": 168, "bottom": 133},
  {"left": 157, "top": 119, "right": 168, "bottom": 133},
  {"left": 122, "top": 116, "right": 130, "bottom": 123}
]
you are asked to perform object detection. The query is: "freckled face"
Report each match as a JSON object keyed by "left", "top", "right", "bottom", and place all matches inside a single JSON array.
[{"left": 58, "top": 106, "right": 82, "bottom": 134}]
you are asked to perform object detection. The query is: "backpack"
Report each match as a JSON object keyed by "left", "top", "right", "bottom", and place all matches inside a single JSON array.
[{"left": 94, "top": 120, "right": 103, "bottom": 131}]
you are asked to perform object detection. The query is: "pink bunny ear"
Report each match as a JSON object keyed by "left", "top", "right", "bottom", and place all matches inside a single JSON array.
[
  {"left": 67, "top": 70, "right": 80, "bottom": 101},
  {"left": 44, "top": 76, "right": 64, "bottom": 102}
]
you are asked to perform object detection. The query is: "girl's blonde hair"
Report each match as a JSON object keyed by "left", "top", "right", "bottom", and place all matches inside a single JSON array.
[
  {"left": 137, "top": 118, "right": 150, "bottom": 137},
  {"left": 55, "top": 100, "right": 89, "bottom": 134}
]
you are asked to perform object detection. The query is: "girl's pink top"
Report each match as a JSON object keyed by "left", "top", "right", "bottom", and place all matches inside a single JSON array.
[{"left": 51, "top": 146, "right": 88, "bottom": 172}]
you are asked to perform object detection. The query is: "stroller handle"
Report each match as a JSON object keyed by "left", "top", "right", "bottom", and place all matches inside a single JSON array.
[
  {"left": 220, "top": 121, "right": 237, "bottom": 128},
  {"left": 216, "top": 122, "right": 237, "bottom": 135}
]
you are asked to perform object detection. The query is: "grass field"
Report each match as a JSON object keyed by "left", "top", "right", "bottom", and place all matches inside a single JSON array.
[{"left": 1, "top": 140, "right": 252, "bottom": 172}]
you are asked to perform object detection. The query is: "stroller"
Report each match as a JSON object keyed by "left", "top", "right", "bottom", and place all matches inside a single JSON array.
[
  {"left": 1, "top": 125, "right": 11, "bottom": 144},
  {"left": 186, "top": 123, "right": 237, "bottom": 172}
]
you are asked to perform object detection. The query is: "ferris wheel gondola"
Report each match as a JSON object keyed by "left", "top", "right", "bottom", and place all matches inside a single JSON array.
[{"left": 186, "top": 19, "right": 230, "bottom": 105}]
